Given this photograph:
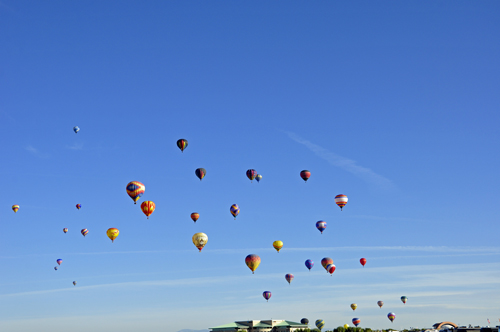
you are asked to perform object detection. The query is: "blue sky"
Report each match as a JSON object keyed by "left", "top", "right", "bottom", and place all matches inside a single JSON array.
[{"left": 1, "top": 1, "right": 500, "bottom": 331}]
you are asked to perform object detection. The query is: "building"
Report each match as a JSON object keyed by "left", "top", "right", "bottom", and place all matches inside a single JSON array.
[{"left": 209, "top": 319, "right": 308, "bottom": 332}]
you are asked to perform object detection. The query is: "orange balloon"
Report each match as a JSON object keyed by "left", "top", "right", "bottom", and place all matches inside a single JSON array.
[
  {"left": 140, "top": 201, "right": 155, "bottom": 219},
  {"left": 191, "top": 213, "right": 199, "bottom": 222}
]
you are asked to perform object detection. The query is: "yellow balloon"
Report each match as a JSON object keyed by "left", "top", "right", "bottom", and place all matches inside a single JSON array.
[
  {"left": 272, "top": 240, "right": 283, "bottom": 253},
  {"left": 344, "top": 324, "right": 349, "bottom": 329},
  {"left": 350, "top": 303, "right": 357, "bottom": 310},
  {"left": 107, "top": 228, "right": 119, "bottom": 242},
  {"left": 192, "top": 232, "right": 208, "bottom": 252}
]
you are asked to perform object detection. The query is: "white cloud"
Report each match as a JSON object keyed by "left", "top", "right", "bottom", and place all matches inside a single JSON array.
[{"left": 25, "top": 145, "right": 49, "bottom": 158}]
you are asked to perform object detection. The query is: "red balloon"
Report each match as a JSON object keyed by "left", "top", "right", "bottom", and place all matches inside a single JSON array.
[{"left": 360, "top": 258, "right": 367, "bottom": 267}]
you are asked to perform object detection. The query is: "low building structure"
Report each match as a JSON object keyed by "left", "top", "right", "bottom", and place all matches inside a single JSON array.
[{"left": 210, "top": 319, "right": 307, "bottom": 332}]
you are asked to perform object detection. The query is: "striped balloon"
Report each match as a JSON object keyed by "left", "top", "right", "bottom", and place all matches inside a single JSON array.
[
  {"left": 63, "top": 228, "right": 68, "bottom": 233},
  {"left": 326, "top": 263, "right": 336, "bottom": 275},
  {"left": 195, "top": 168, "right": 206, "bottom": 181},
  {"left": 387, "top": 312, "right": 396, "bottom": 322},
  {"left": 81, "top": 229, "right": 89, "bottom": 237},
  {"left": 321, "top": 257, "right": 333, "bottom": 271},
  {"left": 191, "top": 212, "right": 199, "bottom": 222},
  {"left": 273, "top": 240, "right": 283, "bottom": 253},
  {"left": 126, "top": 181, "right": 145, "bottom": 204},
  {"left": 263, "top": 291, "right": 271, "bottom": 302},
  {"left": 352, "top": 318, "right": 360, "bottom": 327},
  {"left": 177, "top": 139, "right": 188, "bottom": 152},
  {"left": 285, "top": 273, "right": 294, "bottom": 284},
  {"left": 334, "top": 194, "right": 348, "bottom": 211},
  {"left": 315, "top": 319, "right": 325, "bottom": 330},
  {"left": 246, "top": 169, "right": 257, "bottom": 182},
  {"left": 230, "top": 204, "right": 239, "bottom": 219},
  {"left": 12, "top": 205, "right": 19, "bottom": 213},
  {"left": 316, "top": 220, "right": 327, "bottom": 234},
  {"left": 141, "top": 201, "right": 156, "bottom": 219},
  {"left": 76, "top": 204, "right": 81, "bottom": 210}
]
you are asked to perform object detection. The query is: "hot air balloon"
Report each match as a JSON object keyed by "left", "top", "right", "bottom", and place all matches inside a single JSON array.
[
  {"left": 245, "top": 254, "right": 260, "bottom": 274},
  {"left": 73, "top": 281, "right": 77, "bottom": 286},
  {"left": 334, "top": 194, "right": 348, "bottom": 211},
  {"left": 76, "top": 204, "right": 81, "bottom": 210},
  {"left": 388, "top": 312, "right": 395, "bottom": 322},
  {"left": 305, "top": 259, "right": 314, "bottom": 271},
  {"left": 73, "top": 126, "right": 80, "bottom": 134},
  {"left": 344, "top": 324, "right": 349, "bottom": 329},
  {"left": 301, "top": 318, "right": 309, "bottom": 326},
  {"left": 81, "top": 229, "right": 88, "bottom": 237},
  {"left": 255, "top": 174, "right": 262, "bottom": 183},
  {"left": 126, "top": 181, "right": 145, "bottom": 204},
  {"left": 351, "top": 303, "right": 357, "bottom": 311},
  {"left": 285, "top": 273, "right": 294, "bottom": 284},
  {"left": 177, "top": 139, "right": 188, "bottom": 152},
  {"left": 315, "top": 319, "right": 325, "bottom": 330},
  {"left": 246, "top": 169, "right": 257, "bottom": 182},
  {"left": 326, "top": 263, "right": 336, "bottom": 275},
  {"left": 377, "top": 301, "right": 384, "bottom": 308},
  {"left": 56, "top": 259, "right": 62, "bottom": 265},
  {"left": 54, "top": 266, "right": 58, "bottom": 271},
  {"left": 191, "top": 213, "right": 199, "bottom": 223},
  {"left": 107, "top": 228, "right": 119, "bottom": 242},
  {"left": 300, "top": 170, "right": 311, "bottom": 182},
  {"left": 273, "top": 240, "right": 283, "bottom": 253},
  {"left": 140, "top": 201, "right": 156, "bottom": 219},
  {"left": 316, "top": 221, "right": 327, "bottom": 234},
  {"left": 401, "top": 296, "right": 408, "bottom": 304},
  {"left": 195, "top": 168, "right": 206, "bottom": 181},
  {"left": 263, "top": 291, "right": 271, "bottom": 302},
  {"left": 12, "top": 205, "right": 19, "bottom": 213},
  {"left": 360, "top": 258, "right": 367, "bottom": 267},
  {"left": 192, "top": 232, "right": 208, "bottom": 252},
  {"left": 230, "top": 204, "right": 239, "bottom": 219},
  {"left": 352, "top": 318, "right": 360, "bottom": 327},
  {"left": 321, "top": 257, "right": 333, "bottom": 272},
  {"left": 63, "top": 228, "right": 68, "bottom": 233}
]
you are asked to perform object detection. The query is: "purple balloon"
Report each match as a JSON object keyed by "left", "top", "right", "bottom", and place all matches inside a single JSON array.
[{"left": 305, "top": 259, "right": 314, "bottom": 270}]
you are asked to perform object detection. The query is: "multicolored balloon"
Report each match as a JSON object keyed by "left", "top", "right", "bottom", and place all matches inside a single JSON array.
[
  {"left": 73, "top": 281, "right": 77, "bottom": 286},
  {"left": 245, "top": 254, "right": 261, "bottom": 274},
  {"left": 230, "top": 204, "right": 239, "bottom": 219},
  {"left": 76, "top": 204, "right": 81, "bottom": 210},
  {"left": 195, "top": 168, "right": 206, "bottom": 181},
  {"left": 192, "top": 232, "right": 208, "bottom": 252},
  {"left": 401, "top": 296, "right": 408, "bottom": 304},
  {"left": 360, "top": 258, "right": 367, "bottom": 267},
  {"left": 126, "top": 181, "right": 145, "bottom": 204},
  {"left": 301, "top": 318, "right": 309, "bottom": 326},
  {"left": 351, "top": 303, "right": 357, "bottom": 311},
  {"left": 12, "top": 205, "right": 19, "bottom": 213},
  {"left": 54, "top": 266, "right": 58, "bottom": 271},
  {"left": 321, "top": 257, "right": 333, "bottom": 272},
  {"left": 305, "top": 259, "right": 314, "bottom": 271},
  {"left": 377, "top": 300, "right": 384, "bottom": 308},
  {"left": 56, "top": 259, "right": 62, "bottom": 265},
  {"left": 191, "top": 212, "right": 199, "bottom": 223},
  {"left": 246, "top": 169, "right": 257, "bottom": 182},
  {"left": 326, "top": 263, "right": 336, "bottom": 275},
  {"left": 177, "top": 139, "right": 188, "bottom": 152},
  {"left": 263, "top": 291, "right": 271, "bottom": 302},
  {"left": 316, "top": 220, "right": 327, "bottom": 234},
  {"left": 387, "top": 312, "right": 395, "bottom": 322},
  {"left": 273, "top": 240, "right": 283, "bottom": 253},
  {"left": 315, "top": 319, "right": 325, "bottom": 330},
  {"left": 140, "top": 201, "right": 155, "bottom": 219},
  {"left": 255, "top": 174, "right": 262, "bottom": 183},
  {"left": 81, "top": 229, "right": 88, "bottom": 237},
  {"left": 63, "top": 228, "right": 68, "bottom": 233},
  {"left": 352, "top": 318, "right": 360, "bottom": 327},
  {"left": 73, "top": 126, "right": 80, "bottom": 134},
  {"left": 300, "top": 170, "right": 311, "bottom": 182},
  {"left": 285, "top": 273, "right": 294, "bottom": 284},
  {"left": 107, "top": 228, "right": 119, "bottom": 242},
  {"left": 334, "top": 194, "right": 348, "bottom": 211}
]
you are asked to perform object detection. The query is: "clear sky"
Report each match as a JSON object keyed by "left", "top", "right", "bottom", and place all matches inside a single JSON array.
[{"left": 1, "top": 1, "right": 499, "bottom": 332}]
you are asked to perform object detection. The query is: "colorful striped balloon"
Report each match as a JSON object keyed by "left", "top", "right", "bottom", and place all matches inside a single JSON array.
[
  {"left": 230, "top": 204, "right": 239, "bottom": 219},
  {"left": 321, "top": 257, "right": 333, "bottom": 271},
  {"left": 263, "top": 291, "right": 271, "bottom": 302},
  {"left": 126, "top": 181, "right": 145, "bottom": 204},
  {"left": 141, "top": 201, "right": 156, "bottom": 219},
  {"left": 316, "top": 220, "right": 327, "bottom": 234},
  {"left": 326, "top": 263, "right": 336, "bottom": 275},
  {"left": 76, "top": 204, "right": 81, "bottom": 210},
  {"left": 352, "top": 318, "right": 360, "bottom": 327},
  {"left": 195, "top": 168, "right": 206, "bottom": 181},
  {"left": 273, "top": 240, "right": 283, "bottom": 253},
  {"left": 191, "top": 212, "right": 199, "bottom": 223},
  {"left": 63, "top": 228, "right": 68, "bottom": 233},
  {"left": 334, "top": 194, "right": 348, "bottom": 211},
  {"left": 177, "top": 138, "right": 188, "bottom": 152},
  {"left": 387, "top": 312, "right": 396, "bottom": 322},
  {"left": 377, "top": 300, "right": 384, "bottom": 308},
  {"left": 12, "top": 205, "right": 19, "bottom": 213},
  {"left": 246, "top": 169, "right": 257, "bottom": 182},
  {"left": 285, "top": 273, "right": 294, "bottom": 284},
  {"left": 81, "top": 229, "right": 88, "bottom": 237},
  {"left": 315, "top": 319, "right": 325, "bottom": 330}
]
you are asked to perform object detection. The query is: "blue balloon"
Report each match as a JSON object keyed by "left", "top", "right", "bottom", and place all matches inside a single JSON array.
[
  {"left": 316, "top": 220, "right": 327, "bottom": 234},
  {"left": 73, "top": 126, "right": 80, "bottom": 134},
  {"left": 305, "top": 259, "right": 314, "bottom": 271}
]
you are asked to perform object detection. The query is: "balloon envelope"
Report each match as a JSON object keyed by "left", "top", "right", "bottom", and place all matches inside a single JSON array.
[
  {"left": 255, "top": 174, "right": 262, "bottom": 182},
  {"left": 273, "top": 240, "right": 283, "bottom": 253},
  {"left": 388, "top": 312, "right": 396, "bottom": 322},
  {"left": 56, "top": 259, "right": 62, "bottom": 265},
  {"left": 245, "top": 254, "right": 261, "bottom": 274},
  {"left": 377, "top": 301, "right": 384, "bottom": 308},
  {"left": 351, "top": 303, "right": 357, "bottom": 311},
  {"left": 316, "top": 221, "right": 327, "bottom": 234},
  {"left": 191, "top": 213, "right": 199, "bottom": 222},
  {"left": 140, "top": 201, "right": 156, "bottom": 219},
  {"left": 73, "top": 126, "right": 80, "bottom": 133},
  {"left": 334, "top": 194, "right": 348, "bottom": 210},
  {"left": 285, "top": 273, "right": 294, "bottom": 284},
  {"left": 177, "top": 139, "right": 188, "bottom": 152},
  {"left": 81, "top": 229, "right": 88, "bottom": 237},
  {"left": 230, "top": 204, "right": 240, "bottom": 219},
  {"left": 195, "top": 168, "right": 206, "bottom": 181},
  {"left": 360, "top": 258, "right": 367, "bottom": 267},
  {"left": 401, "top": 296, "right": 408, "bottom": 304},
  {"left": 301, "top": 318, "right": 309, "bottom": 326},
  {"left": 73, "top": 281, "right": 77, "bottom": 286},
  {"left": 246, "top": 169, "right": 257, "bottom": 181},
  {"left": 305, "top": 259, "right": 314, "bottom": 270},
  {"left": 107, "top": 228, "right": 119, "bottom": 242},
  {"left": 300, "top": 170, "right": 311, "bottom": 182},
  {"left": 321, "top": 257, "right": 333, "bottom": 271},
  {"left": 192, "top": 232, "right": 208, "bottom": 251},
  {"left": 54, "top": 266, "right": 58, "bottom": 270},
  {"left": 63, "top": 228, "right": 68, "bottom": 233},
  {"left": 76, "top": 204, "right": 81, "bottom": 210},
  {"left": 315, "top": 319, "right": 325, "bottom": 330},
  {"left": 326, "top": 264, "right": 336, "bottom": 275},
  {"left": 352, "top": 318, "right": 360, "bottom": 327},
  {"left": 126, "top": 181, "right": 145, "bottom": 204},
  {"left": 263, "top": 291, "right": 271, "bottom": 301},
  {"left": 344, "top": 324, "right": 349, "bottom": 329},
  {"left": 12, "top": 205, "right": 19, "bottom": 213}
]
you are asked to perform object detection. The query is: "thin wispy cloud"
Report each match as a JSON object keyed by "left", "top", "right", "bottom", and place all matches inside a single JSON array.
[
  {"left": 66, "top": 142, "right": 84, "bottom": 150},
  {"left": 25, "top": 145, "right": 49, "bottom": 158},
  {"left": 286, "top": 132, "right": 395, "bottom": 190}
]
